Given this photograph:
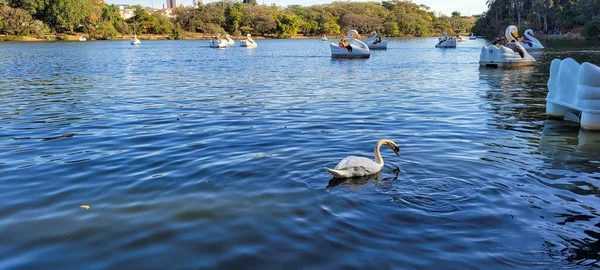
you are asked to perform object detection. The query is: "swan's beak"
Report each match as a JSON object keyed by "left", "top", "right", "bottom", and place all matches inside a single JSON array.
[
  {"left": 393, "top": 146, "right": 400, "bottom": 156},
  {"left": 531, "top": 32, "right": 535, "bottom": 36},
  {"left": 512, "top": 31, "right": 518, "bottom": 38}
]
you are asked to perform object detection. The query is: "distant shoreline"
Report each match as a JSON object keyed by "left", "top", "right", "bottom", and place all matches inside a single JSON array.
[{"left": 0, "top": 32, "right": 456, "bottom": 42}]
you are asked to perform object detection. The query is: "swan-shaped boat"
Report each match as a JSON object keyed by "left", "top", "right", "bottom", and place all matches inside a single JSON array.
[
  {"left": 209, "top": 33, "right": 228, "bottom": 48},
  {"left": 130, "top": 34, "right": 141, "bottom": 45},
  {"left": 456, "top": 35, "right": 464, "bottom": 42},
  {"left": 321, "top": 35, "right": 327, "bottom": 41},
  {"left": 546, "top": 58, "right": 600, "bottom": 130},
  {"left": 325, "top": 139, "right": 399, "bottom": 178},
  {"left": 240, "top": 34, "right": 257, "bottom": 47},
  {"left": 78, "top": 35, "right": 87, "bottom": 41},
  {"left": 330, "top": 30, "right": 370, "bottom": 58},
  {"left": 479, "top": 25, "right": 535, "bottom": 68},
  {"left": 519, "top": 29, "right": 544, "bottom": 50},
  {"left": 469, "top": 33, "right": 476, "bottom": 40},
  {"left": 364, "top": 31, "right": 388, "bottom": 50},
  {"left": 435, "top": 32, "right": 456, "bottom": 48},
  {"left": 225, "top": 34, "right": 235, "bottom": 46}
]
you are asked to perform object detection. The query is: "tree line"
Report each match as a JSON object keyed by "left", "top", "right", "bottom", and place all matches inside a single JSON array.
[
  {"left": 472, "top": 0, "right": 600, "bottom": 38},
  {"left": 0, "top": 0, "right": 475, "bottom": 40}
]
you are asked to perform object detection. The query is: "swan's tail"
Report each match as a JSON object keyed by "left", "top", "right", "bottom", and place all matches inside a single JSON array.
[{"left": 325, "top": 167, "right": 345, "bottom": 178}]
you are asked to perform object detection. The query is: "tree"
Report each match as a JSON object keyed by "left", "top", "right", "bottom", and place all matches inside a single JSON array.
[
  {"left": 451, "top": 11, "right": 461, "bottom": 31},
  {"left": 275, "top": 13, "right": 300, "bottom": 38},
  {"left": 45, "top": 0, "right": 93, "bottom": 31},
  {"left": 0, "top": 6, "right": 32, "bottom": 35}
]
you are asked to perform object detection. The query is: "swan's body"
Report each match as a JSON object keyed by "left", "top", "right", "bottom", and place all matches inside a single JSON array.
[
  {"left": 479, "top": 25, "right": 535, "bottom": 68},
  {"left": 364, "top": 31, "right": 388, "bottom": 50},
  {"left": 225, "top": 34, "right": 235, "bottom": 46},
  {"left": 325, "top": 139, "right": 399, "bottom": 178},
  {"left": 130, "top": 34, "right": 141, "bottom": 45},
  {"left": 240, "top": 34, "right": 257, "bottom": 47},
  {"left": 435, "top": 31, "right": 456, "bottom": 48},
  {"left": 209, "top": 33, "right": 228, "bottom": 48},
  {"left": 519, "top": 29, "right": 544, "bottom": 50},
  {"left": 330, "top": 30, "right": 370, "bottom": 58}
]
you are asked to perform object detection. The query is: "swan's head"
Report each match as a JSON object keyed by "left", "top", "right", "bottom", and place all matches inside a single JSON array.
[
  {"left": 382, "top": 139, "right": 400, "bottom": 156},
  {"left": 226, "top": 34, "right": 230, "bottom": 37},
  {"left": 247, "top": 34, "right": 252, "bottom": 37},
  {"left": 525, "top": 29, "right": 534, "bottom": 36},
  {"left": 443, "top": 31, "right": 448, "bottom": 36},
  {"left": 216, "top": 33, "right": 221, "bottom": 37},
  {"left": 505, "top": 25, "right": 519, "bottom": 40},
  {"left": 348, "top": 30, "right": 359, "bottom": 38},
  {"left": 371, "top": 31, "right": 377, "bottom": 36}
]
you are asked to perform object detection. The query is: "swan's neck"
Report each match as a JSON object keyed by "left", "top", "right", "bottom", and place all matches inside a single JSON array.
[
  {"left": 525, "top": 31, "right": 539, "bottom": 43},
  {"left": 374, "top": 140, "right": 385, "bottom": 165}
]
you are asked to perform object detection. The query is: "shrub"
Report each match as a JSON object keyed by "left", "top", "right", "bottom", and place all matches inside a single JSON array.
[
  {"left": 90, "top": 21, "right": 118, "bottom": 40},
  {"left": 582, "top": 17, "right": 600, "bottom": 39}
]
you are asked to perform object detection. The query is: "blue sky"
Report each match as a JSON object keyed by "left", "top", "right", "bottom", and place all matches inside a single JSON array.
[{"left": 106, "top": 0, "right": 487, "bottom": 17}]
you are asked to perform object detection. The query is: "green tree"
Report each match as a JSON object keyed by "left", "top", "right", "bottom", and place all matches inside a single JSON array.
[
  {"left": 275, "top": 13, "right": 300, "bottom": 38},
  {"left": 45, "top": 0, "right": 93, "bottom": 31},
  {"left": 0, "top": 6, "right": 32, "bottom": 35},
  {"left": 90, "top": 20, "right": 118, "bottom": 39}
]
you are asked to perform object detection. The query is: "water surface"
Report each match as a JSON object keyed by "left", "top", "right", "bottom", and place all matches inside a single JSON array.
[{"left": 1, "top": 38, "right": 599, "bottom": 268}]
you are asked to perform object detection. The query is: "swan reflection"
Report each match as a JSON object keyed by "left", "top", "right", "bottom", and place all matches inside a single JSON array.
[{"left": 326, "top": 166, "right": 400, "bottom": 190}]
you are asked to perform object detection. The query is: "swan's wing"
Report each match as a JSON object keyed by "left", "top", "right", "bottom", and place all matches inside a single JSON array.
[{"left": 334, "top": 156, "right": 378, "bottom": 170}]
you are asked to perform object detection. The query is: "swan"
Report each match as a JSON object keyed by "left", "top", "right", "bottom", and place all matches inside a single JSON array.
[
  {"left": 321, "top": 34, "right": 327, "bottom": 41},
  {"left": 520, "top": 29, "right": 544, "bottom": 50},
  {"left": 225, "top": 34, "right": 235, "bottom": 46},
  {"left": 330, "top": 29, "right": 370, "bottom": 58},
  {"left": 325, "top": 139, "right": 399, "bottom": 178}
]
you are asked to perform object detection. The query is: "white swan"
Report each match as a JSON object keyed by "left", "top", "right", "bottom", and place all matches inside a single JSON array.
[
  {"left": 225, "top": 34, "right": 235, "bottom": 46},
  {"left": 130, "top": 34, "right": 141, "bottom": 45},
  {"left": 479, "top": 25, "right": 536, "bottom": 68},
  {"left": 240, "top": 34, "right": 257, "bottom": 47},
  {"left": 435, "top": 31, "right": 456, "bottom": 48},
  {"left": 330, "top": 30, "right": 370, "bottom": 58},
  {"left": 364, "top": 31, "right": 388, "bottom": 50},
  {"left": 519, "top": 29, "right": 544, "bottom": 50},
  {"left": 209, "top": 33, "right": 228, "bottom": 48},
  {"left": 325, "top": 139, "right": 399, "bottom": 178},
  {"left": 321, "top": 34, "right": 327, "bottom": 41}
]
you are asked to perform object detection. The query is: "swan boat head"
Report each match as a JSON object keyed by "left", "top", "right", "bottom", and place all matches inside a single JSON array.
[
  {"left": 524, "top": 29, "right": 534, "bottom": 37},
  {"left": 505, "top": 25, "right": 519, "bottom": 41}
]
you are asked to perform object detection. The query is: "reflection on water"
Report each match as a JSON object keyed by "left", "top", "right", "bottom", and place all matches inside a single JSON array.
[{"left": 0, "top": 38, "right": 599, "bottom": 268}]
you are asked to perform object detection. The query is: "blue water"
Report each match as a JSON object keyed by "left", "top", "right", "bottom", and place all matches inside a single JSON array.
[{"left": 1, "top": 38, "right": 599, "bottom": 269}]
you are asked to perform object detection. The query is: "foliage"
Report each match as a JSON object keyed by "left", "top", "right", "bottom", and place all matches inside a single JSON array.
[
  {"left": 0, "top": 6, "right": 32, "bottom": 35},
  {"left": 90, "top": 21, "right": 117, "bottom": 39},
  {"left": 45, "top": 0, "right": 93, "bottom": 31},
  {"left": 582, "top": 16, "right": 600, "bottom": 38},
  {"left": 275, "top": 13, "right": 300, "bottom": 38},
  {"left": 473, "top": 0, "right": 600, "bottom": 37},
  {"left": 169, "top": 22, "right": 183, "bottom": 39}
]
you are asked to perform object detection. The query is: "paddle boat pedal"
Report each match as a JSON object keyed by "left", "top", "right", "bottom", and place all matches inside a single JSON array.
[{"left": 546, "top": 58, "right": 600, "bottom": 130}]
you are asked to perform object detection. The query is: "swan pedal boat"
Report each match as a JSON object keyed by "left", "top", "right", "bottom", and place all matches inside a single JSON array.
[
  {"left": 321, "top": 35, "right": 328, "bottom": 41},
  {"left": 209, "top": 33, "right": 228, "bottom": 48},
  {"left": 330, "top": 30, "right": 370, "bottom": 58},
  {"left": 479, "top": 25, "right": 535, "bottom": 68},
  {"left": 78, "top": 36, "right": 87, "bottom": 41},
  {"left": 546, "top": 58, "right": 600, "bottom": 130},
  {"left": 519, "top": 29, "right": 544, "bottom": 50},
  {"left": 225, "top": 34, "right": 235, "bottom": 46},
  {"left": 240, "top": 34, "right": 257, "bottom": 47},
  {"left": 364, "top": 31, "right": 388, "bottom": 50},
  {"left": 469, "top": 34, "right": 476, "bottom": 40},
  {"left": 435, "top": 32, "right": 456, "bottom": 48},
  {"left": 130, "top": 36, "right": 141, "bottom": 45}
]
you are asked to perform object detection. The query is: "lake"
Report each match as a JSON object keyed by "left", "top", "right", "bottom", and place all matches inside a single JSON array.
[{"left": 1, "top": 37, "right": 599, "bottom": 269}]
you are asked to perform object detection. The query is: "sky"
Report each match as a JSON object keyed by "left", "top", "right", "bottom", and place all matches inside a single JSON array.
[{"left": 106, "top": 0, "right": 487, "bottom": 17}]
